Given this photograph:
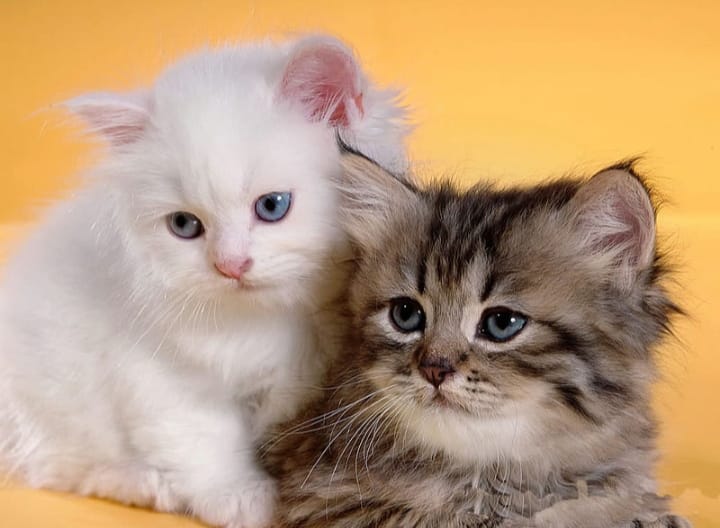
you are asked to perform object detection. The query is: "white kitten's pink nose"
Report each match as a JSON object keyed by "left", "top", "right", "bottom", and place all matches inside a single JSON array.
[{"left": 214, "top": 257, "right": 253, "bottom": 280}]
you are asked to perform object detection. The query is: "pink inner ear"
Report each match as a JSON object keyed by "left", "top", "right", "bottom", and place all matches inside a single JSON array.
[
  {"left": 591, "top": 195, "right": 644, "bottom": 259},
  {"left": 65, "top": 91, "right": 150, "bottom": 146},
  {"left": 279, "top": 43, "right": 363, "bottom": 127},
  {"left": 82, "top": 106, "right": 147, "bottom": 145},
  {"left": 577, "top": 172, "right": 656, "bottom": 269}
]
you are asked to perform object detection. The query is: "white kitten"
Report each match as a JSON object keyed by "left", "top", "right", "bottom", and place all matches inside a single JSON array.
[{"left": 0, "top": 35, "right": 408, "bottom": 527}]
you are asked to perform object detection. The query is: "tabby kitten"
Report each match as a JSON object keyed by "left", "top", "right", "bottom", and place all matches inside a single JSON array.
[{"left": 263, "top": 152, "right": 690, "bottom": 528}]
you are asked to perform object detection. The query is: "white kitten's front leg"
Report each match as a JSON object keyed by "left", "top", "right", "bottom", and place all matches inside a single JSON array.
[
  {"left": 175, "top": 412, "right": 275, "bottom": 528},
  {"left": 129, "top": 388, "right": 276, "bottom": 528}
]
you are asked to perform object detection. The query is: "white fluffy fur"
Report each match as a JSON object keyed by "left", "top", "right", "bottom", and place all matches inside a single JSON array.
[{"left": 0, "top": 36, "right": 408, "bottom": 527}]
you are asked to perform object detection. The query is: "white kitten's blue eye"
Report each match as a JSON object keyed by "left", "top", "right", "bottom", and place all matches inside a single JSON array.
[
  {"left": 479, "top": 308, "right": 527, "bottom": 342},
  {"left": 389, "top": 297, "right": 425, "bottom": 333},
  {"left": 167, "top": 212, "right": 204, "bottom": 239},
  {"left": 255, "top": 192, "right": 292, "bottom": 222}
]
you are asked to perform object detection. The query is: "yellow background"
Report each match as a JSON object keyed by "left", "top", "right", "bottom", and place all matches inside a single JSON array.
[{"left": 1, "top": 1, "right": 718, "bottom": 526}]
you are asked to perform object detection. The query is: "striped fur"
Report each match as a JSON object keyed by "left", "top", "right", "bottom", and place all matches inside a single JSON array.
[{"left": 262, "top": 154, "right": 690, "bottom": 528}]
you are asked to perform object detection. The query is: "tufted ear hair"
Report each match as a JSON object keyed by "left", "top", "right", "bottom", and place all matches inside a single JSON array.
[
  {"left": 338, "top": 144, "right": 418, "bottom": 250},
  {"left": 64, "top": 90, "right": 151, "bottom": 146},
  {"left": 278, "top": 36, "right": 364, "bottom": 128},
  {"left": 569, "top": 162, "right": 656, "bottom": 284}
]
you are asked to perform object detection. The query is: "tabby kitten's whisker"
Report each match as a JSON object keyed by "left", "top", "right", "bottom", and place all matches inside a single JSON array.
[
  {"left": 260, "top": 385, "right": 394, "bottom": 451},
  {"left": 301, "top": 387, "right": 399, "bottom": 488}
]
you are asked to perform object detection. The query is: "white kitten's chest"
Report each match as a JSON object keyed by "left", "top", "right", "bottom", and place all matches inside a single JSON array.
[{"left": 168, "top": 311, "right": 319, "bottom": 396}]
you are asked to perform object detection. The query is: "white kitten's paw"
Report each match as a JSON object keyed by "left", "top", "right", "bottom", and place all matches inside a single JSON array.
[
  {"left": 192, "top": 477, "right": 277, "bottom": 528},
  {"left": 75, "top": 464, "right": 178, "bottom": 512},
  {"left": 229, "top": 477, "right": 277, "bottom": 528}
]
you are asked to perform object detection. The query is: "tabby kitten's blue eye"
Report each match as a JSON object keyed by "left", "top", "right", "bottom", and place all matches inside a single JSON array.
[
  {"left": 167, "top": 212, "right": 204, "bottom": 239},
  {"left": 389, "top": 297, "right": 425, "bottom": 333},
  {"left": 479, "top": 308, "right": 527, "bottom": 342},
  {"left": 255, "top": 192, "right": 292, "bottom": 222}
]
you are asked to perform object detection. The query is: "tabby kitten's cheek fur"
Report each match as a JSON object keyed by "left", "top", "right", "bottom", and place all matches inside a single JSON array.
[{"left": 263, "top": 153, "right": 690, "bottom": 528}]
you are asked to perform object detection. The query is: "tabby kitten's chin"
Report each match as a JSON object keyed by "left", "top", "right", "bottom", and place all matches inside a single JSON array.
[{"left": 264, "top": 152, "right": 690, "bottom": 528}]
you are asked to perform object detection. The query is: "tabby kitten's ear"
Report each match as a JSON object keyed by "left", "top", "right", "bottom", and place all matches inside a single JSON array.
[
  {"left": 569, "top": 164, "right": 656, "bottom": 286},
  {"left": 339, "top": 151, "right": 418, "bottom": 250}
]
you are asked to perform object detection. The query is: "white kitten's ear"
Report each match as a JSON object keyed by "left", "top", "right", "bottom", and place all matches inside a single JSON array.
[
  {"left": 339, "top": 149, "right": 417, "bottom": 250},
  {"left": 570, "top": 162, "right": 656, "bottom": 280},
  {"left": 279, "top": 36, "right": 364, "bottom": 127},
  {"left": 64, "top": 91, "right": 151, "bottom": 146}
]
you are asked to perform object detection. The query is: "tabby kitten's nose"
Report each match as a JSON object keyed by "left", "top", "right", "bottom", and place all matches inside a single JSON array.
[{"left": 419, "top": 359, "right": 455, "bottom": 388}]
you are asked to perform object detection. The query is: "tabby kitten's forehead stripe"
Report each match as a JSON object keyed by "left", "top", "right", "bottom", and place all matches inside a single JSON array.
[
  {"left": 265, "top": 153, "right": 689, "bottom": 528},
  {"left": 420, "top": 181, "right": 579, "bottom": 292}
]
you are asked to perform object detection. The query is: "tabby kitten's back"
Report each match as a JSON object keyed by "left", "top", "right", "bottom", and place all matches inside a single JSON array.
[{"left": 264, "top": 152, "right": 689, "bottom": 528}]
